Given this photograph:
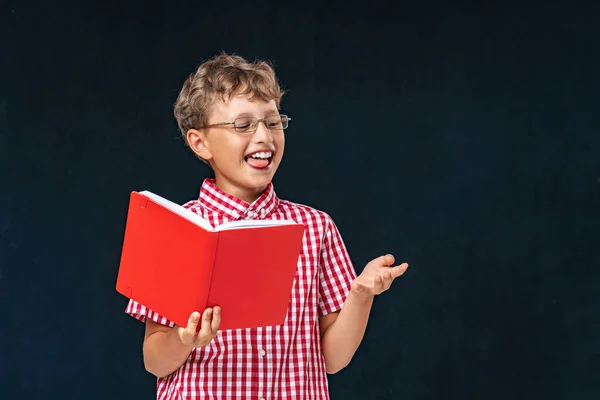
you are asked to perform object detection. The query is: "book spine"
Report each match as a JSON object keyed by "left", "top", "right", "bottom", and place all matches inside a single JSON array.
[{"left": 194, "top": 229, "right": 219, "bottom": 314}]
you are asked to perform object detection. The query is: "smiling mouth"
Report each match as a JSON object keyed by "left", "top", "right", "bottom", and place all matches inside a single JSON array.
[{"left": 245, "top": 151, "right": 273, "bottom": 169}]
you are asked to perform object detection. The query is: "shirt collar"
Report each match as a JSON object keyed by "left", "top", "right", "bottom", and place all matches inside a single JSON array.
[{"left": 197, "top": 178, "right": 280, "bottom": 220}]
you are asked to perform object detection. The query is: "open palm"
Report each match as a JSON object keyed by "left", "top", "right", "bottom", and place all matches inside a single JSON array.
[{"left": 351, "top": 254, "right": 408, "bottom": 297}]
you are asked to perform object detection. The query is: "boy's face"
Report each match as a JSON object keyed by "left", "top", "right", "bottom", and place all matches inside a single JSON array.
[{"left": 187, "top": 93, "right": 285, "bottom": 203}]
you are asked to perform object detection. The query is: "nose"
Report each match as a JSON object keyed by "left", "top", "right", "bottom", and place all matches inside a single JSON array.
[{"left": 252, "top": 120, "right": 273, "bottom": 143}]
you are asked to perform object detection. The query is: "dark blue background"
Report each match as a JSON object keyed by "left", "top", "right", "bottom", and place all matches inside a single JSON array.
[{"left": 1, "top": 1, "right": 599, "bottom": 399}]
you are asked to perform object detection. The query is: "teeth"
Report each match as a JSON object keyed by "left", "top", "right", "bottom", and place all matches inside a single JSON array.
[{"left": 249, "top": 152, "right": 272, "bottom": 159}]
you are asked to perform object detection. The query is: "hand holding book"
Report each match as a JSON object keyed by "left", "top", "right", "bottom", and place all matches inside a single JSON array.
[{"left": 177, "top": 308, "right": 221, "bottom": 347}]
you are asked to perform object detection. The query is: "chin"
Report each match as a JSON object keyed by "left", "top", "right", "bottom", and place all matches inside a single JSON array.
[{"left": 244, "top": 174, "right": 274, "bottom": 189}]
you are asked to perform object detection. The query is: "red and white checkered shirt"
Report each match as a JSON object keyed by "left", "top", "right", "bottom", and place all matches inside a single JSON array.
[{"left": 125, "top": 178, "right": 357, "bottom": 400}]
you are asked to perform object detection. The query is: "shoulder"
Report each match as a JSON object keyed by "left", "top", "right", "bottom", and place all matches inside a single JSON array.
[{"left": 277, "top": 199, "right": 336, "bottom": 228}]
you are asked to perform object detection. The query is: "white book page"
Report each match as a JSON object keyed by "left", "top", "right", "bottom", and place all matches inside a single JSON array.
[
  {"left": 215, "top": 218, "right": 296, "bottom": 231},
  {"left": 139, "top": 191, "right": 214, "bottom": 231}
]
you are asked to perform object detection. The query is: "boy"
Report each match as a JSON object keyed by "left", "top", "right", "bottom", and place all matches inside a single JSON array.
[{"left": 125, "top": 52, "right": 408, "bottom": 400}]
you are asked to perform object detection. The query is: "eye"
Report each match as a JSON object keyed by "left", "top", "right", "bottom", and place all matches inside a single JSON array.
[
  {"left": 266, "top": 117, "right": 283, "bottom": 129},
  {"left": 234, "top": 117, "right": 254, "bottom": 132}
]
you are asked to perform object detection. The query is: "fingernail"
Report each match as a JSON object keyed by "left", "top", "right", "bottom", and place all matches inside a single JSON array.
[{"left": 214, "top": 306, "right": 220, "bottom": 314}]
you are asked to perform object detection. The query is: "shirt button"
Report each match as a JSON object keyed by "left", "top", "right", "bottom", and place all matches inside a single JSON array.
[
  {"left": 258, "top": 349, "right": 266, "bottom": 357},
  {"left": 247, "top": 210, "right": 255, "bottom": 217}
]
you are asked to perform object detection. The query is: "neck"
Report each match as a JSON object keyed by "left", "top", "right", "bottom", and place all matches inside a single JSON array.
[{"left": 214, "top": 180, "right": 267, "bottom": 204}]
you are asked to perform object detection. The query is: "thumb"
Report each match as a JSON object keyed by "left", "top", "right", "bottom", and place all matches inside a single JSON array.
[
  {"left": 179, "top": 311, "right": 201, "bottom": 344},
  {"left": 187, "top": 311, "right": 201, "bottom": 330},
  {"left": 374, "top": 254, "right": 395, "bottom": 266}
]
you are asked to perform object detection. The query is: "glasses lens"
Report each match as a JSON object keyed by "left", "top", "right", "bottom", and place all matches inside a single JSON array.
[
  {"left": 234, "top": 117, "right": 257, "bottom": 132},
  {"left": 265, "top": 115, "right": 288, "bottom": 130}
]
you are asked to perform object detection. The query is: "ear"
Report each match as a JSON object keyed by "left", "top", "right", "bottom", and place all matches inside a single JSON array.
[{"left": 186, "top": 129, "right": 213, "bottom": 162}]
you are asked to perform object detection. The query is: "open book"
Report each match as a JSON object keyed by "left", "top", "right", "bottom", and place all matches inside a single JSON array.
[{"left": 116, "top": 191, "right": 305, "bottom": 330}]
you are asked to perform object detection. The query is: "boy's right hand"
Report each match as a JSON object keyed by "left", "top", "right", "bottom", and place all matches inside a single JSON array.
[{"left": 176, "top": 307, "right": 221, "bottom": 347}]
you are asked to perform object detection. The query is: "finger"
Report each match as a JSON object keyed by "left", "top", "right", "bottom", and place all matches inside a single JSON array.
[
  {"left": 369, "top": 254, "right": 394, "bottom": 268},
  {"left": 383, "top": 270, "right": 393, "bottom": 283},
  {"left": 180, "top": 311, "right": 201, "bottom": 343},
  {"left": 379, "top": 254, "right": 395, "bottom": 266},
  {"left": 187, "top": 311, "right": 201, "bottom": 327},
  {"left": 383, "top": 270, "right": 396, "bottom": 290},
  {"left": 389, "top": 263, "right": 409, "bottom": 278},
  {"left": 197, "top": 307, "right": 215, "bottom": 340},
  {"left": 374, "top": 275, "right": 385, "bottom": 293},
  {"left": 211, "top": 306, "right": 221, "bottom": 332}
]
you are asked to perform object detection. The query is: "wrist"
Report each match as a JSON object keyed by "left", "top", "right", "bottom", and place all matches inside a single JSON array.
[{"left": 348, "top": 287, "right": 375, "bottom": 304}]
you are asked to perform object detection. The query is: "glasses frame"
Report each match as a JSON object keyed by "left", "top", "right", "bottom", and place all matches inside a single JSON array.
[{"left": 198, "top": 114, "right": 291, "bottom": 134}]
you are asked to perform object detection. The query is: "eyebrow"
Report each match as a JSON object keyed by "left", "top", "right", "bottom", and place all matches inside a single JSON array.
[
  {"left": 233, "top": 112, "right": 254, "bottom": 119},
  {"left": 232, "top": 112, "right": 279, "bottom": 120}
]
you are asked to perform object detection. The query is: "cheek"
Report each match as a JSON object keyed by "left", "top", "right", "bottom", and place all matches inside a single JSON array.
[
  {"left": 211, "top": 136, "right": 248, "bottom": 161},
  {"left": 275, "top": 135, "right": 285, "bottom": 157}
]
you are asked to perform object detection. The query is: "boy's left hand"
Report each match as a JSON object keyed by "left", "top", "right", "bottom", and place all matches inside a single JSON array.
[{"left": 351, "top": 254, "right": 408, "bottom": 298}]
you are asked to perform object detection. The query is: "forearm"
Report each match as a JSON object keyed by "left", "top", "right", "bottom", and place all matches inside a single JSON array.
[
  {"left": 321, "top": 291, "right": 373, "bottom": 374},
  {"left": 143, "top": 328, "right": 194, "bottom": 378}
]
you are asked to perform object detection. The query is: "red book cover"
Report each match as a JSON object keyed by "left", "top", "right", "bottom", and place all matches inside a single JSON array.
[{"left": 116, "top": 191, "right": 304, "bottom": 330}]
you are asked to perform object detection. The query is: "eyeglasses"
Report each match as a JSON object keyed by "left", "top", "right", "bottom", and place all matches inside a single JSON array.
[{"left": 200, "top": 114, "right": 291, "bottom": 134}]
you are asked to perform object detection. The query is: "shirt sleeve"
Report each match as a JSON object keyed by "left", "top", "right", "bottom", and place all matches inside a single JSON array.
[
  {"left": 125, "top": 299, "right": 176, "bottom": 328},
  {"left": 318, "top": 213, "right": 357, "bottom": 317}
]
